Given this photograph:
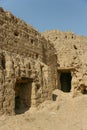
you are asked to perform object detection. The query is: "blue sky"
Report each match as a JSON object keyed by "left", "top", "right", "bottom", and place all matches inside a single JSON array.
[{"left": 0, "top": 0, "right": 87, "bottom": 36}]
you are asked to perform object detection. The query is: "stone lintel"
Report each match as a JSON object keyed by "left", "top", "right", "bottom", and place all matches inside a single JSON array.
[
  {"left": 16, "top": 77, "right": 33, "bottom": 83},
  {"left": 57, "top": 67, "right": 75, "bottom": 72}
]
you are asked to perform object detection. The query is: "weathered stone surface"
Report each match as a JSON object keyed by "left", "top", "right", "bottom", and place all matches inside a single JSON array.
[
  {"left": 0, "top": 8, "right": 57, "bottom": 115},
  {"left": 0, "top": 7, "right": 87, "bottom": 115},
  {"left": 43, "top": 30, "right": 87, "bottom": 96}
]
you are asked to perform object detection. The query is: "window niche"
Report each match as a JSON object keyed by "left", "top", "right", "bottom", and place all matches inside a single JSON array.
[
  {"left": 14, "top": 30, "right": 19, "bottom": 36},
  {"left": 65, "top": 35, "right": 67, "bottom": 39},
  {"left": 1, "top": 55, "right": 5, "bottom": 69},
  {"left": 36, "top": 54, "right": 39, "bottom": 59},
  {"left": 31, "top": 39, "right": 34, "bottom": 44}
]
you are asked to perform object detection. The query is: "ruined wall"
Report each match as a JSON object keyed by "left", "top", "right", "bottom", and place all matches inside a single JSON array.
[
  {"left": 43, "top": 30, "right": 87, "bottom": 96},
  {"left": 2, "top": 6, "right": 87, "bottom": 115},
  {"left": 0, "top": 7, "right": 57, "bottom": 115},
  {"left": 0, "top": 7, "right": 43, "bottom": 61}
]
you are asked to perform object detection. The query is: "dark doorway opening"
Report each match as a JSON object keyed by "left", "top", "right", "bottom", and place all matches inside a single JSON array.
[
  {"left": 83, "top": 89, "right": 87, "bottom": 94},
  {"left": 15, "top": 78, "right": 32, "bottom": 114},
  {"left": 60, "top": 72, "right": 72, "bottom": 92}
]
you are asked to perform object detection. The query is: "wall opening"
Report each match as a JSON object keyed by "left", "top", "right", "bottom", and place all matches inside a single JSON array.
[
  {"left": 36, "top": 54, "right": 39, "bottom": 59},
  {"left": 31, "top": 39, "right": 34, "bottom": 44},
  {"left": 60, "top": 72, "right": 72, "bottom": 92},
  {"left": 52, "top": 94, "right": 58, "bottom": 101},
  {"left": 83, "top": 90, "right": 87, "bottom": 94},
  {"left": 14, "top": 30, "right": 19, "bottom": 36},
  {"left": 15, "top": 78, "right": 32, "bottom": 114},
  {"left": 1, "top": 55, "right": 5, "bottom": 69},
  {"left": 83, "top": 88, "right": 87, "bottom": 94}
]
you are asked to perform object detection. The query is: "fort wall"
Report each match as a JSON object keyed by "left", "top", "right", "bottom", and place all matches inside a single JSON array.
[{"left": 0, "top": 7, "right": 57, "bottom": 115}]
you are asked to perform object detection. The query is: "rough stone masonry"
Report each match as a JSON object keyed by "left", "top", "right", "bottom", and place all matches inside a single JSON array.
[{"left": 0, "top": 7, "right": 87, "bottom": 115}]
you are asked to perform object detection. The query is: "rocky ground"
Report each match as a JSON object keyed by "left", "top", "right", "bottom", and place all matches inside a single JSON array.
[{"left": 0, "top": 90, "right": 87, "bottom": 130}]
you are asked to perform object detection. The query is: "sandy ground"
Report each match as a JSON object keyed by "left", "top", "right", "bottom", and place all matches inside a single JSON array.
[{"left": 0, "top": 91, "right": 87, "bottom": 130}]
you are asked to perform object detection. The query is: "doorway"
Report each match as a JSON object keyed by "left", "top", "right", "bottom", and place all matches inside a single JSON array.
[
  {"left": 15, "top": 78, "right": 32, "bottom": 114},
  {"left": 60, "top": 72, "right": 72, "bottom": 92}
]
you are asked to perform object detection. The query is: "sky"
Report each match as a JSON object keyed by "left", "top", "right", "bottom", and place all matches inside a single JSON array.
[{"left": 0, "top": 0, "right": 87, "bottom": 36}]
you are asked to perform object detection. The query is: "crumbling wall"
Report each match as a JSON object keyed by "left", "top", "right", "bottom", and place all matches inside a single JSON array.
[
  {"left": 0, "top": 7, "right": 44, "bottom": 62},
  {"left": 0, "top": 7, "right": 57, "bottom": 115},
  {"left": 47, "top": 53, "right": 57, "bottom": 99},
  {"left": 0, "top": 50, "right": 15, "bottom": 115},
  {"left": 43, "top": 30, "right": 87, "bottom": 96},
  {"left": 0, "top": 50, "right": 49, "bottom": 115}
]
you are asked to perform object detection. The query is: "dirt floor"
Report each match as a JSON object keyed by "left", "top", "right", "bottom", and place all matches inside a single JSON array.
[{"left": 0, "top": 90, "right": 87, "bottom": 130}]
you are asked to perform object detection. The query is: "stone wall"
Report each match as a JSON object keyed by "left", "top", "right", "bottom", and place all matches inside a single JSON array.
[
  {"left": 1, "top": 7, "right": 87, "bottom": 115},
  {"left": 43, "top": 30, "right": 87, "bottom": 96},
  {"left": 0, "top": 48, "right": 57, "bottom": 115},
  {"left": 0, "top": 7, "right": 57, "bottom": 115}
]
